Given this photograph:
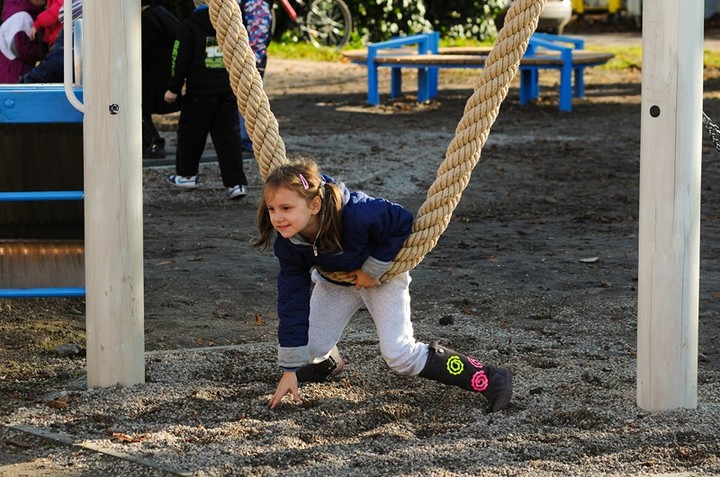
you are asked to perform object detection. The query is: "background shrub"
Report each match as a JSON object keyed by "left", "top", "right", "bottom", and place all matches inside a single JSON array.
[{"left": 157, "top": 0, "right": 503, "bottom": 43}]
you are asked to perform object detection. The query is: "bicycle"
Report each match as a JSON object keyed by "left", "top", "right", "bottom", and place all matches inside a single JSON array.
[{"left": 272, "top": 0, "right": 353, "bottom": 49}]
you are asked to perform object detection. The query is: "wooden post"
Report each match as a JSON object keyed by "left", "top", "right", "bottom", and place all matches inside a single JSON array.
[
  {"left": 637, "top": 0, "right": 702, "bottom": 410},
  {"left": 83, "top": 0, "right": 145, "bottom": 387}
]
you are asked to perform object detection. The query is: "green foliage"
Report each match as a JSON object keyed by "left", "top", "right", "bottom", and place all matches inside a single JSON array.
[
  {"left": 156, "top": 0, "right": 505, "bottom": 44},
  {"left": 423, "top": 0, "right": 508, "bottom": 41},
  {"left": 439, "top": 36, "right": 495, "bottom": 48},
  {"left": 704, "top": 49, "right": 720, "bottom": 68},
  {"left": 341, "top": 0, "right": 504, "bottom": 43},
  {"left": 344, "top": 0, "right": 433, "bottom": 42},
  {"left": 591, "top": 45, "right": 720, "bottom": 71},
  {"left": 588, "top": 45, "right": 642, "bottom": 70},
  {"left": 267, "top": 38, "right": 343, "bottom": 61}
]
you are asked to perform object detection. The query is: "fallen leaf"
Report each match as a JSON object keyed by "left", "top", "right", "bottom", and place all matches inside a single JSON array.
[
  {"left": 46, "top": 394, "right": 70, "bottom": 409},
  {"left": 579, "top": 256, "right": 599, "bottom": 263},
  {"left": 255, "top": 313, "right": 263, "bottom": 327},
  {"left": 111, "top": 432, "right": 147, "bottom": 443},
  {"left": 46, "top": 400, "right": 68, "bottom": 409},
  {"left": 195, "top": 338, "right": 215, "bottom": 347}
]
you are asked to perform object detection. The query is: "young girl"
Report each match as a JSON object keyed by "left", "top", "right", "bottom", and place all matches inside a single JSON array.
[{"left": 255, "top": 160, "right": 513, "bottom": 412}]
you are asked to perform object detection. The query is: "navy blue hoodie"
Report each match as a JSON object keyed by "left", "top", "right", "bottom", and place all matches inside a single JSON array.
[{"left": 272, "top": 176, "right": 414, "bottom": 369}]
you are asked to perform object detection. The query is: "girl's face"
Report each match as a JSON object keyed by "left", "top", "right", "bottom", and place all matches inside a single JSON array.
[{"left": 264, "top": 186, "right": 321, "bottom": 240}]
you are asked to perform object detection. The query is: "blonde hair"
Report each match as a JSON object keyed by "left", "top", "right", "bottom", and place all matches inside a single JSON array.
[{"left": 254, "top": 160, "right": 344, "bottom": 252}]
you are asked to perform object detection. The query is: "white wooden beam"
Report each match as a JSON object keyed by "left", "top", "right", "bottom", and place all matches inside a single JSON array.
[
  {"left": 83, "top": 0, "right": 145, "bottom": 387},
  {"left": 637, "top": 0, "right": 703, "bottom": 411}
]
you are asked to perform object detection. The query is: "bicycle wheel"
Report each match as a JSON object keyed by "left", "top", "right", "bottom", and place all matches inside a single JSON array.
[{"left": 303, "top": 0, "right": 352, "bottom": 48}]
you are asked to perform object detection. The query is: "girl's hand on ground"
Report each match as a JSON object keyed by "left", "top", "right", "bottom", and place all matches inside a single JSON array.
[
  {"left": 350, "top": 269, "right": 380, "bottom": 290},
  {"left": 268, "top": 371, "right": 300, "bottom": 409}
]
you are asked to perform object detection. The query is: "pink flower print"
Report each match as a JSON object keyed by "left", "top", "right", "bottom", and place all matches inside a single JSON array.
[
  {"left": 471, "top": 370, "right": 489, "bottom": 392},
  {"left": 467, "top": 357, "right": 484, "bottom": 370},
  {"left": 446, "top": 355, "right": 464, "bottom": 375}
]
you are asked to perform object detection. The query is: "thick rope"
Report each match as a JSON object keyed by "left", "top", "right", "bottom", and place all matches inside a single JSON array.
[
  {"left": 207, "top": 0, "right": 546, "bottom": 281},
  {"left": 382, "top": 0, "right": 546, "bottom": 280}
]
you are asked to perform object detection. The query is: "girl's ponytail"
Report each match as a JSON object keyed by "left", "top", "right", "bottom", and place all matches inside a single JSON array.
[{"left": 315, "top": 181, "right": 343, "bottom": 254}]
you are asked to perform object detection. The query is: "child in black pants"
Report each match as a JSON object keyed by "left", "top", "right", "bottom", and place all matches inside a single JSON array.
[{"left": 163, "top": 0, "right": 248, "bottom": 200}]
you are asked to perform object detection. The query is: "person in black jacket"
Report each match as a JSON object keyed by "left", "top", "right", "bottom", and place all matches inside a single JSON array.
[
  {"left": 141, "top": 0, "right": 179, "bottom": 159},
  {"left": 163, "top": 0, "right": 248, "bottom": 200}
]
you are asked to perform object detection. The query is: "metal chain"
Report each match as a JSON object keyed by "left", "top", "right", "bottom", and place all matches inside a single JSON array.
[{"left": 702, "top": 111, "right": 720, "bottom": 152}]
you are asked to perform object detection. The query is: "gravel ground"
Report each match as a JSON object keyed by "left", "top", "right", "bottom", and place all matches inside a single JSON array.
[{"left": 3, "top": 333, "right": 720, "bottom": 476}]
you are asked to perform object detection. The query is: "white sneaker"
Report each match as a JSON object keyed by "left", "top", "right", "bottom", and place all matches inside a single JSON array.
[
  {"left": 167, "top": 175, "right": 198, "bottom": 189},
  {"left": 226, "top": 184, "right": 247, "bottom": 200}
]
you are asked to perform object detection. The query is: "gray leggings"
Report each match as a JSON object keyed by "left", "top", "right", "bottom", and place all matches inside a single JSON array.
[{"left": 308, "top": 269, "right": 429, "bottom": 376}]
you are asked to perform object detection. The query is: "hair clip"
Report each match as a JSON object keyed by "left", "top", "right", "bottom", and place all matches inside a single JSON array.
[{"left": 299, "top": 174, "right": 309, "bottom": 190}]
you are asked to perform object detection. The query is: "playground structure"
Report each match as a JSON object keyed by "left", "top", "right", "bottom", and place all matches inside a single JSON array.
[
  {"left": 1, "top": 0, "right": 145, "bottom": 388},
  {"left": 0, "top": 21, "right": 86, "bottom": 297},
  {"left": 0, "top": 85, "right": 84, "bottom": 297},
  {"left": 0, "top": 0, "right": 706, "bottom": 412},
  {"left": 341, "top": 31, "right": 614, "bottom": 112}
]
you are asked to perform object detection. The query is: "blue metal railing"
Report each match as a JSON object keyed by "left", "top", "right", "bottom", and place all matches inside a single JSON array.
[
  {"left": 0, "top": 288, "right": 86, "bottom": 298},
  {"left": 1, "top": 13, "right": 84, "bottom": 298},
  {"left": 0, "top": 191, "right": 84, "bottom": 201}
]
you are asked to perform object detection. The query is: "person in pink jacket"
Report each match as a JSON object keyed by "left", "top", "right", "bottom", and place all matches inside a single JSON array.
[
  {"left": 0, "top": 0, "right": 45, "bottom": 83},
  {"left": 29, "top": 0, "right": 63, "bottom": 47}
]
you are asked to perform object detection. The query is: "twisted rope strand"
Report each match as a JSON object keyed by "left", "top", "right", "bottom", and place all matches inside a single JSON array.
[{"left": 208, "top": 0, "right": 288, "bottom": 180}]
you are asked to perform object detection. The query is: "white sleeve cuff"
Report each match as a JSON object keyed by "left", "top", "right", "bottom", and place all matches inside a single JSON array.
[
  {"left": 278, "top": 345, "right": 309, "bottom": 369},
  {"left": 361, "top": 256, "right": 391, "bottom": 279}
]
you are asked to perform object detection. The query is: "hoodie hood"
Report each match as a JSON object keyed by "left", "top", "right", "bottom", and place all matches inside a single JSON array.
[{"left": 1, "top": 0, "right": 43, "bottom": 22}]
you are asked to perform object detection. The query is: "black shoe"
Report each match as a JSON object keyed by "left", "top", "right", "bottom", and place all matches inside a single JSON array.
[{"left": 296, "top": 347, "right": 345, "bottom": 383}]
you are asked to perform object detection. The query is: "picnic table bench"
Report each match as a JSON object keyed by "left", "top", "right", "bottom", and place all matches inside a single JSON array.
[{"left": 342, "top": 32, "right": 614, "bottom": 112}]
